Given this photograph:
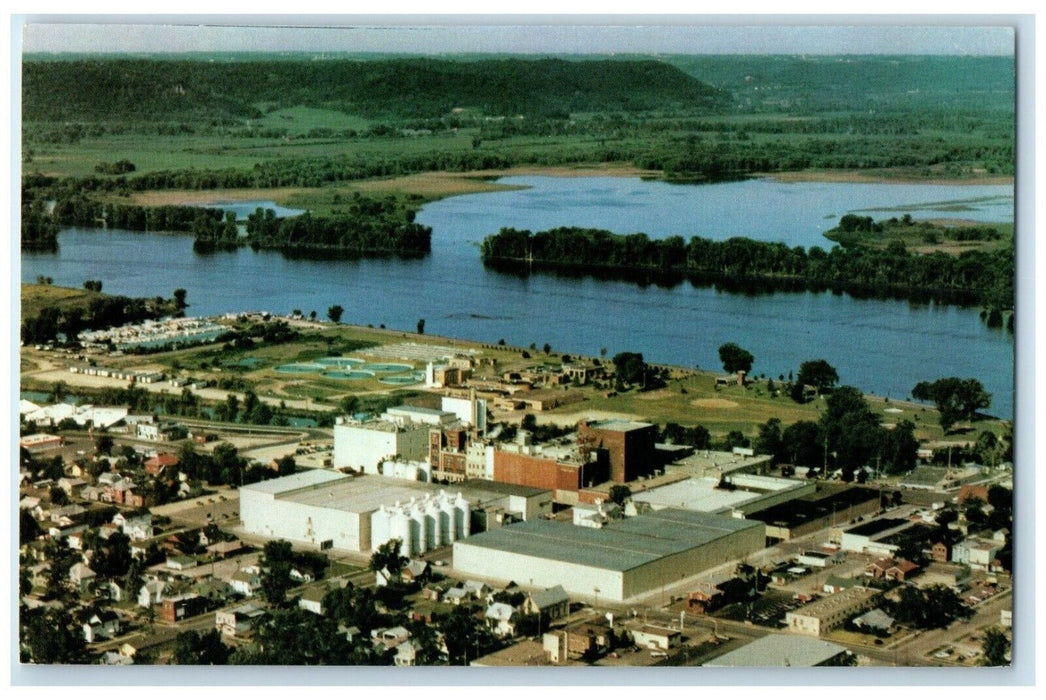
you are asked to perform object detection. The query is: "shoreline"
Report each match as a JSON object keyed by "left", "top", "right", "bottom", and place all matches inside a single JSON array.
[{"left": 115, "top": 165, "right": 1013, "bottom": 210}]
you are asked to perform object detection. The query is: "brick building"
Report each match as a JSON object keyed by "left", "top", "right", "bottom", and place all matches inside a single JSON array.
[{"left": 577, "top": 419, "right": 658, "bottom": 483}]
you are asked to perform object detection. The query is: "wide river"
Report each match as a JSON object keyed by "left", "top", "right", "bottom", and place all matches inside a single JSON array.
[{"left": 22, "top": 176, "right": 1015, "bottom": 418}]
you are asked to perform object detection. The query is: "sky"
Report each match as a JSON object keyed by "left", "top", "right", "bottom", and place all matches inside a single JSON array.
[{"left": 17, "top": 20, "right": 1017, "bottom": 56}]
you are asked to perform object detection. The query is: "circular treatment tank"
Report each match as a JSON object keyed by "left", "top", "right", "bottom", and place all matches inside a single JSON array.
[
  {"left": 359, "top": 362, "right": 414, "bottom": 373},
  {"left": 275, "top": 363, "right": 324, "bottom": 374},
  {"left": 322, "top": 370, "right": 376, "bottom": 380}
]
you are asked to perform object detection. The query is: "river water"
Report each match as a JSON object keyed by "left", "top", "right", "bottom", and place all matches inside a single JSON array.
[{"left": 22, "top": 176, "right": 1015, "bottom": 418}]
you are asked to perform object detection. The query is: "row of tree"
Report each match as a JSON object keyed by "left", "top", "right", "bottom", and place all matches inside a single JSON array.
[{"left": 480, "top": 226, "right": 1013, "bottom": 308}]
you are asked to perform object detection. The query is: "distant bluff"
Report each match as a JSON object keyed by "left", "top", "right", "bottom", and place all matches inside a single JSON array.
[{"left": 22, "top": 57, "right": 732, "bottom": 122}]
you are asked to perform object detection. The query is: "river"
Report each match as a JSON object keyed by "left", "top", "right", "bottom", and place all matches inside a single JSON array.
[{"left": 21, "top": 176, "right": 1015, "bottom": 418}]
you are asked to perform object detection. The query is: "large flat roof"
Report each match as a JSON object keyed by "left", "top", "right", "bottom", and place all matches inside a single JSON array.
[
  {"left": 747, "top": 487, "right": 879, "bottom": 529},
  {"left": 242, "top": 472, "right": 547, "bottom": 514},
  {"left": 455, "top": 509, "right": 762, "bottom": 573},
  {"left": 704, "top": 634, "right": 848, "bottom": 667},
  {"left": 239, "top": 469, "right": 344, "bottom": 495},
  {"left": 634, "top": 476, "right": 805, "bottom": 514}
]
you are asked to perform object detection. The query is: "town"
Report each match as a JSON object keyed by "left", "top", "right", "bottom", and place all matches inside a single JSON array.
[{"left": 18, "top": 307, "right": 1014, "bottom": 668}]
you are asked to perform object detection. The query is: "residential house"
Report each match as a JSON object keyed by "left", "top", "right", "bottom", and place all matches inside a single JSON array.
[
  {"left": 193, "top": 579, "right": 235, "bottom": 606},
  {"left": 523, "top": 585, "right": 571, "bottom": 621},
  {"left": 930, "top": 541, "right": 951, "bottom": 563},
  {"left": 463, "top": 581, "right": 489, "bottom": 599},
  {"left": 216, "top": 602, "right": 267, "bottom": 638},
  {"left": 100, "top": 580, "right": 126, "bottom": 602},
  {"left": 166, "top": 555, "right": 199, "bottom": 571},
  {"left": 230, "top": 568, "right": 262, "bottom": 597},
  {"left": 144, "top": 452, "right": 180, "bottom": 478},
  {"left": 402, "top": 560, "right": 431, "bottom": 584},
  {"left": 138, "top": 580, "right": 168, "bottom": 608},
  {"left": 69, "top": 562, "right": 96, "bottom": 594},
  {"left": 299, "top": 586, "right": 327, "bottom": 615},
  {"left": 484, "top": 602, "right": 518, "bottom": 638},
  {"left": 443, "top": 587, "right": 471, "bottom": 606},
  {"left": 393, "top": 639, "right": 424, "bottom": 667},
  {"left": 853, "top": 608, "right": 895, "bottom": 633},
  {"left": 57, "top": 477, "right": 87, "bottom": 497},
  {"left": 371, "top": 626, "right": 411, "bottom": 651},
  {"left": 114, "top": 513, "right": 153, "bottom": 541},
  {"left": 81, "top": 610, "right": 121, "bottom": 643}
]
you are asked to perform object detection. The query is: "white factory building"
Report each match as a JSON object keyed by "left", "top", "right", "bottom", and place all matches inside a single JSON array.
[
  {"left": 332, "top": 409, "right": 441, "bottom": 472},
  {"left": 333, "top": 399, "right": 487, "bottom": 473},
  {"left": 633, "top": 474, "right": 815, "bottom": 517},
  {"left": 452, "top": 508, "right": 765, "bottom": 603},
  {"left": 239, "top": 470, "right": 552, "bottom": 556}
]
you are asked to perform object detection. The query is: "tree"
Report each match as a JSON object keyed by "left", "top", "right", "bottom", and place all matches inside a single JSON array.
[
  {"left": 91, "top": 531, "right": 132, "bottom": 578},
  {"left": 612, "top": 351, "right": 648, "bottom": 387},
  {"left": 370, "top": 538, "right": 408, "bottom": 578},
  {"left": 795, "top": 359, "right": 839, "bottom": 397},
  {"left": 891, "top": 584, "right": 971, "bottom": 629},
  {"left": 20, "top": 509, "right": 41, "bottom": 546},
  {"left": 981, "top": 627, "right": 1010, "bottom": 666},
  {"left": 95, "top": 434, "right": 114, "bottom": 456},
  {"left": 260, "top": 540, "right": 294, "bottom": 605},
  {"left": 49, "top": 485, "right": 69, "bottom": 507},
  {"left": 20, "top": 607, "right": 85, "bottom": 664},
  {"left": 912, "top": 377, "right": 991, "bottom": 433},
  {"left": 416, "top": 318, "right": 425, "bottom": 334},
  {"left": 608, "top": 485, "right": 632, "bottom": 507},
  {"left": 439, "top": 606, "right": 496, "bottom": 665},
  {"left": 173, "top": 288, "right": 188, "bottom": 309},
  {"left": 781, "top": 420, "right": 822, "bottom": 469},
  {"left": 718, "top": 342, "right": 754, "bottom": 374},
  {"left": 172, "top": 629, "right": 230, "bottom": 665},
  {"left": 327, "top": 305, "right": 344, "bottom": 323},
  {"left": 755, "top": 418, "right": 785, "bottom": 466},
  {"left": 275, "top": 454, "right": 297, "bottom": 477}
]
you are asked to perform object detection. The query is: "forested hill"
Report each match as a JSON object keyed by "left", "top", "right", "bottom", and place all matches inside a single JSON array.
[{"left": 22, "top": 57, "right": 730, "bottom": 122}]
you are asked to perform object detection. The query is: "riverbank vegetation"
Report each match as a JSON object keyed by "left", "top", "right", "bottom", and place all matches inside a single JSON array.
[{"left": 479, "top": 224, "right": 1014, "bottom": 310}]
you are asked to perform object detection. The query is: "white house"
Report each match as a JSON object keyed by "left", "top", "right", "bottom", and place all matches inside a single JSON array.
[
  {"left": 484, "top": 602, "right": 518, "bottom": 638},
  {"left": 138, "top": 580, "right": 167, "bottom": 608},
  {"left": 82, "top": 610, "right": 121, "bottom": 643},
  {"left": 230, "top": 569, "right": 262, "bottom": 597},
  {"left": 69, "top": 563, "right": 96, "bottom": 593}
]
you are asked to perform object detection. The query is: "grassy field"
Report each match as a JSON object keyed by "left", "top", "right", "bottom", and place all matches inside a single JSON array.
[{"left": 20, "top": 282, "right": 106, "bottom": 319}]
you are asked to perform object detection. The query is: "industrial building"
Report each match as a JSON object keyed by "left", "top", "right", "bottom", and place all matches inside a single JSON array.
[
  {"left": 451, "top": 508, "right": 765, "bottom": 603},
  {"left": 839, "top": 518, "right": 913, "bottom": 556},
  {"left": 239, "top": 470, "right": 552, "bottom": 556},
  {"left": 333, "top": 407, "right": 447, "bottom": 472},
  {"left": 633, "top": 474, "right": 815, "bottom": 516},
  {"left": 577, "top": 419, "right": 659, "bottom": 483},
  {"left": 705, "top": 634, "right": 851, "bottom": 667},
  {"left": 785, "top": 586, "right": 879, "bottom": 637},
  {"left": 745, "top": 487, "right": 881, "bottom": 542}
]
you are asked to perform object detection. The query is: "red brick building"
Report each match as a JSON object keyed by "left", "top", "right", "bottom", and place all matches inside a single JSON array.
[{"left": 577, "top": 419, "right": 658, "bottom": 483}]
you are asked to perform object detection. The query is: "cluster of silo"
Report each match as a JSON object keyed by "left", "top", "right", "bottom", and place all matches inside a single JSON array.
[{"left": 371, "top": 490, "right": 471, "bottom": 557}]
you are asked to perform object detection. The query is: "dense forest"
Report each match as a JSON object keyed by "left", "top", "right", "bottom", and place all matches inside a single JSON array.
[
  {"left": 21, "top": 57, "right": 729, "bottom": 122},
  {"left": 480, "top": 224, "right": 1014, "bottom": 309}
]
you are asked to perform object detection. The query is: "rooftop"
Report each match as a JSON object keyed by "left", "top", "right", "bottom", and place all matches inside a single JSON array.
[
  {"left": 634, "top": 475, "right": 808, "bottom": 514},
  {"left": 788, "top": 586, "right": 878, "bottom": 619},
  {"left": 459, "top": 479, "right": 551, "bottom": 499},
  {"left": 705, "top": 634, "right": 849, "bottom": 667},
  {"left": 845, "top": 518, "right": 910, "bottom": 538},
  {"left": 747, "top": 487, "right": 879, "bottom": 529},
  {"left": 455, "top": 509, "right": 763, "bottom": 573}
]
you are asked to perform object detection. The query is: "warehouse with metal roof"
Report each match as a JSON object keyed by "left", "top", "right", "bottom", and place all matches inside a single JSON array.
[{"left": 451, "top": 508, "right": 765, "bottom": 602}]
